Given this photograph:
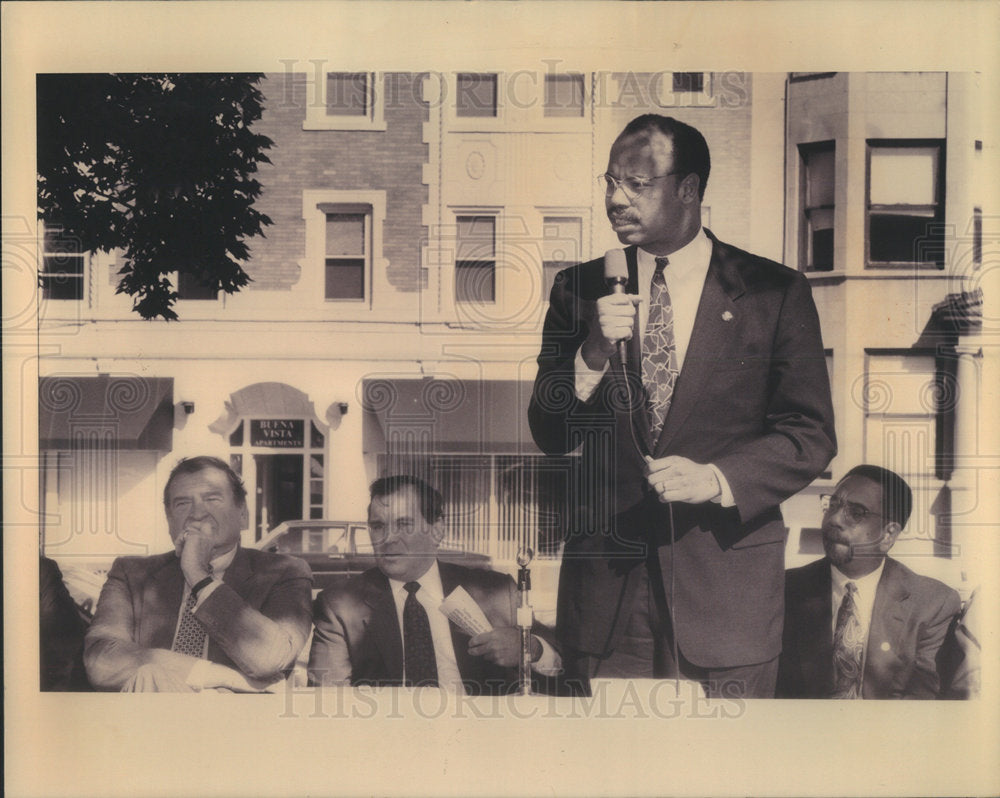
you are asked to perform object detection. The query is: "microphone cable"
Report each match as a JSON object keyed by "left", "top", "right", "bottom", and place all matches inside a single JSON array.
[{"left": 617, "top": 355, "right": 680, "bottom": 695}]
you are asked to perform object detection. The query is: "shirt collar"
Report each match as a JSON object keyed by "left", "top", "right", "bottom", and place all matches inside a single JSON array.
[
  {"left": 637, "top": 227, "right": 711, "bottom": 278},
  {"left": 209, "top": 544, "right": 238, "bottom": 577},
  {"left": 389, "top": 559, "right": 444, "bottom": 603},
  {"left": 831, "top": 558, "right": 886, "bottom": 592}
]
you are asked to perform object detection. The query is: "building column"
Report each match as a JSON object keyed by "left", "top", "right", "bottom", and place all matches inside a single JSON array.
[{"left": 949, "top": 342, "right": 990, "bottom": 596}]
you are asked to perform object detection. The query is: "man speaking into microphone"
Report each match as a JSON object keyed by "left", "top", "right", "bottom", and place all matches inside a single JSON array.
[{"left": 529, "top": 114, "right": 836, "bottom": 697}]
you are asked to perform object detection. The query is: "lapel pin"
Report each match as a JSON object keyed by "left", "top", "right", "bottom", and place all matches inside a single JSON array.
[
  {"left": 880, "top": 641, "right": 891, "bottom": 652},
  {"left": 722, "top": 311, "right": 733, "bottom": 322}
]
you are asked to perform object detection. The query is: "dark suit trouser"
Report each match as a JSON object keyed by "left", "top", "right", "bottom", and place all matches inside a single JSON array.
[{"left": 566, "top": 558, "right": 778, "bottom": 698}]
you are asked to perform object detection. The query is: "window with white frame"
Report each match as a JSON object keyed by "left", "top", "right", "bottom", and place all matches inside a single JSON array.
[
  {"left": 799, "top": 141, "right": 835, "bottom": 272},
  {"left": 657, "top": 72, "right": 714, "bottom": 106},
  {"left": 40, "top": 222, "right": 85, "bottom": 300},
  {"left": 455, "top": 215, "right": 496, "bottom": 303},
  {"left": 544, "top": 74, "right": 585, "bottom": 118},
  {"left": 302, "top": 190, "right": 386, "bottom": 308},
  {"left": 303, "top": 71, "right": 385, "bottom": 131},
  {"left": 456, "top": 73, "right": 498, "bottom": 118},
  {"left": 867, "top": 140, "right": 945, "bottom": 267},
  {"left": 541, "top": 216, "right": 582, "bottom": 300},
  {"left": 324, "top": 210, "right": 369, "bottom": 301},
  {"left": 327, "top": 72, "right": 367, "bottom": 117}
]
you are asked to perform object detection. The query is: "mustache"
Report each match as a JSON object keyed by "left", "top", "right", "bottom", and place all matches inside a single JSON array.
[{"left": 608, "top": 213, "right": 639, "bottom": 227}]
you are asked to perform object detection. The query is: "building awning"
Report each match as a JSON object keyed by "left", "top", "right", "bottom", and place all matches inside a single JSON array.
[
  {"left": 39, "top": 375, "right": 174, "bottom": 450},
  {"left": 362, "top": 377, "right": 542, "bottom": 455}
]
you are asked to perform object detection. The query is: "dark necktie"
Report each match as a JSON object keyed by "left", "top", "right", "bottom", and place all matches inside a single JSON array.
[
  {"left": 641, "top": 256, "right": 679, "bottom": 440},
  {"left": 172, "top": 590, "right": 207, "bottom": 658},
  {"left": 403, "top": 581, "right": 439, "bottom": 687},
  {"left": 832, "top": 581, "right": 864, "bottom": 699}
]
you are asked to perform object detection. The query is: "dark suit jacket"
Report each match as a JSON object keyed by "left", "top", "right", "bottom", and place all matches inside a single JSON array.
[
  {"left": 308, "top": 562, "right": 543, "bottom": 695},
  {"left": 529, "top": 232, "right": 836, "bottom": 669},
  {"left": 777, "top": 557, "right": 961, "bottom": 699},
  {"left": 40, "top": 556, "right": 90, "bottom": 691},
  {"left": 84, "top": 547, "right": 313, "bottom": 690}
]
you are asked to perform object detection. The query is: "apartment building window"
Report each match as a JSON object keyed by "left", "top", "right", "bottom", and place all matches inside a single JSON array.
[
  {"left": 799, "top": 141, "right": 836, "bottom": 271},
  {"left": 867, "top": 140, "right": 945, "bottom": 267},
  {"left": 672, "top": 72, "right": 704, "bottom": 93},
  {"left": 544, "top": 74, "right": 585, "bottom": 118},
  {"left": 324, "top": 211, "right": 368, "bottom": 300},
  {"left": 656, "top": 72, "right": 714, "bottom": 106},
  {"left": 789, "top": 72, "right": 837, "bottom": 82},
  {"left": 455, "top": 215, "right": 496, "bottom": 303},
  {"left": 303, "top": 190, "right": 385, "bottom": 308},
  {"left": 304, "top": 72, "right": 385, "bottom": 131},
  {"left": 177, "top": 269, "right": 218, "bottom": 300},
  {"left": 326, "top": 72, "right": 368, "bottom": 117},
  {"left": 542, "top": 216, "right": 582, "bottom": 299},
  {"left": 456, "top": 73, "right": 498, "bottom": 118},
  {"left": 40, "top": 223, "right": 84, "bottom": 300}
]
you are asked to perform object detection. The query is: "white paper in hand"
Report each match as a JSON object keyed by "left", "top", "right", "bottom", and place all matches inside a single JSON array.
[{"left": 439, "top": 586, "right": 493, "bottom": 637}]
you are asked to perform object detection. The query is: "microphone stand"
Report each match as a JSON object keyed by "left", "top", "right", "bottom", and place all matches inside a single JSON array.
[{"left": 516, "top": 548, "right": 534, "bottom": 696}]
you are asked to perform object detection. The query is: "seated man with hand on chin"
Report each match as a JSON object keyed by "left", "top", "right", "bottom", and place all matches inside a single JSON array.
[{"left": 85, "top": 456, "right": 313, "bottom": 692}]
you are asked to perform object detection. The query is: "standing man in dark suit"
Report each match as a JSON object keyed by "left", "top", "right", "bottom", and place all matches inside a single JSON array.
[
  {"left": 84, "top": 456, "right": 313, "bottom": 692},
  {"left": 777, "top": 465, "right": 961, "bottom": 699},
  {"left": 529, "top": 114, "right": 836, "bottom": 697},
  {"left": 308, "top": 475, "right": 560, "bottom": 694}
]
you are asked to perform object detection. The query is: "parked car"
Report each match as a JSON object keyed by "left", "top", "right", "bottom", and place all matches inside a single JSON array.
[{"left": 253, "top": 520, "right": 492, "bottom": 591}]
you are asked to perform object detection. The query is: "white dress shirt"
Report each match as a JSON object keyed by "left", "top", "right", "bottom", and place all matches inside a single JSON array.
[
  {"left": 389, "top": 561, "right": 562, "bottom": 693},
  {"left": 573, "top": 228, "right": 733, "bottom": 505},
  {"left": 830, "top": 560, "right": 886, "bottom": 649},
  {"left": 389, "top": 561, "right": 466, "bottom": 693}
]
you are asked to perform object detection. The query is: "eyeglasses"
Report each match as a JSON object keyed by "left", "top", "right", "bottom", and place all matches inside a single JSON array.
[
  {"left": 820, "top": 494, "right": 884, "bottom": 526},
  {"left": 596, "top": 172, "right": 680, "bottom": 199}
]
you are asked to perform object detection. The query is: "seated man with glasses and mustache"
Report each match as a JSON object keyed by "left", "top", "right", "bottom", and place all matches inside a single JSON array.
[{"left": 777, "top": 464, "right": 961, "bottom": 699}]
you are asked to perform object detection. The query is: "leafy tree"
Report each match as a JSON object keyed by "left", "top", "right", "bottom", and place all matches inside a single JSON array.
[{"left": 37, "top": 73, "right": 273, "bottom": 320}]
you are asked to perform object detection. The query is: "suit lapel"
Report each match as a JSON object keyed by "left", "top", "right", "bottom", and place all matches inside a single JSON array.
[
  {"left": 144, "top": 557, "right": 185, "bottom": 650},
  {"left": 222, "top": 547, "right": 253, "bottom": 591},
  {"left": 364, "top": 571, "right": 404, "bottom": 682},
  {"left": 653, "top": 234, "right": 746, "bottom": 456},
  {"left": 864, "top": 560, "right": 909, "bottom": 697},
  {"left": 206, "top": 547, "right": 253, "bottom": 663}
]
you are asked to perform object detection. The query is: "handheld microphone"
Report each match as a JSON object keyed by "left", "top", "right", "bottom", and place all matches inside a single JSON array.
[{"left": 603, "top": 248, "right": 629, "bottom": 364}]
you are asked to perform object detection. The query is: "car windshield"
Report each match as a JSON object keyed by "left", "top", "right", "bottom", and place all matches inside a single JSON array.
[{"left": 260, "top": 521, "right": 374, "bottom": 556}]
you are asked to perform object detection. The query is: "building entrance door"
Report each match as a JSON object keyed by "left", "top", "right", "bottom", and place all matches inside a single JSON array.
[{"left": 254, "top": 453, "right": 304, "bottom": 539}]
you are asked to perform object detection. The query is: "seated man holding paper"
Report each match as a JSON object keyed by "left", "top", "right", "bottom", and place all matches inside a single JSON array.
[{"left": 308, "top": 475, "right": 560, "bottom": 694}]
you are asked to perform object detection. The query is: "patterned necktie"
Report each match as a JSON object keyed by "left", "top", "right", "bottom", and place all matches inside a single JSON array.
[
  {"left": 641, "top": 256, "right": 679, "bottom": 440},
  {"left": 403, "top": 582, "right": 439, "bottom": 687},
  {"left": 832, "top": 581, "right": 864, "bottom": 698},
  {"left": 172, "top": 590, "right": 207, "bottom": 658}
]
